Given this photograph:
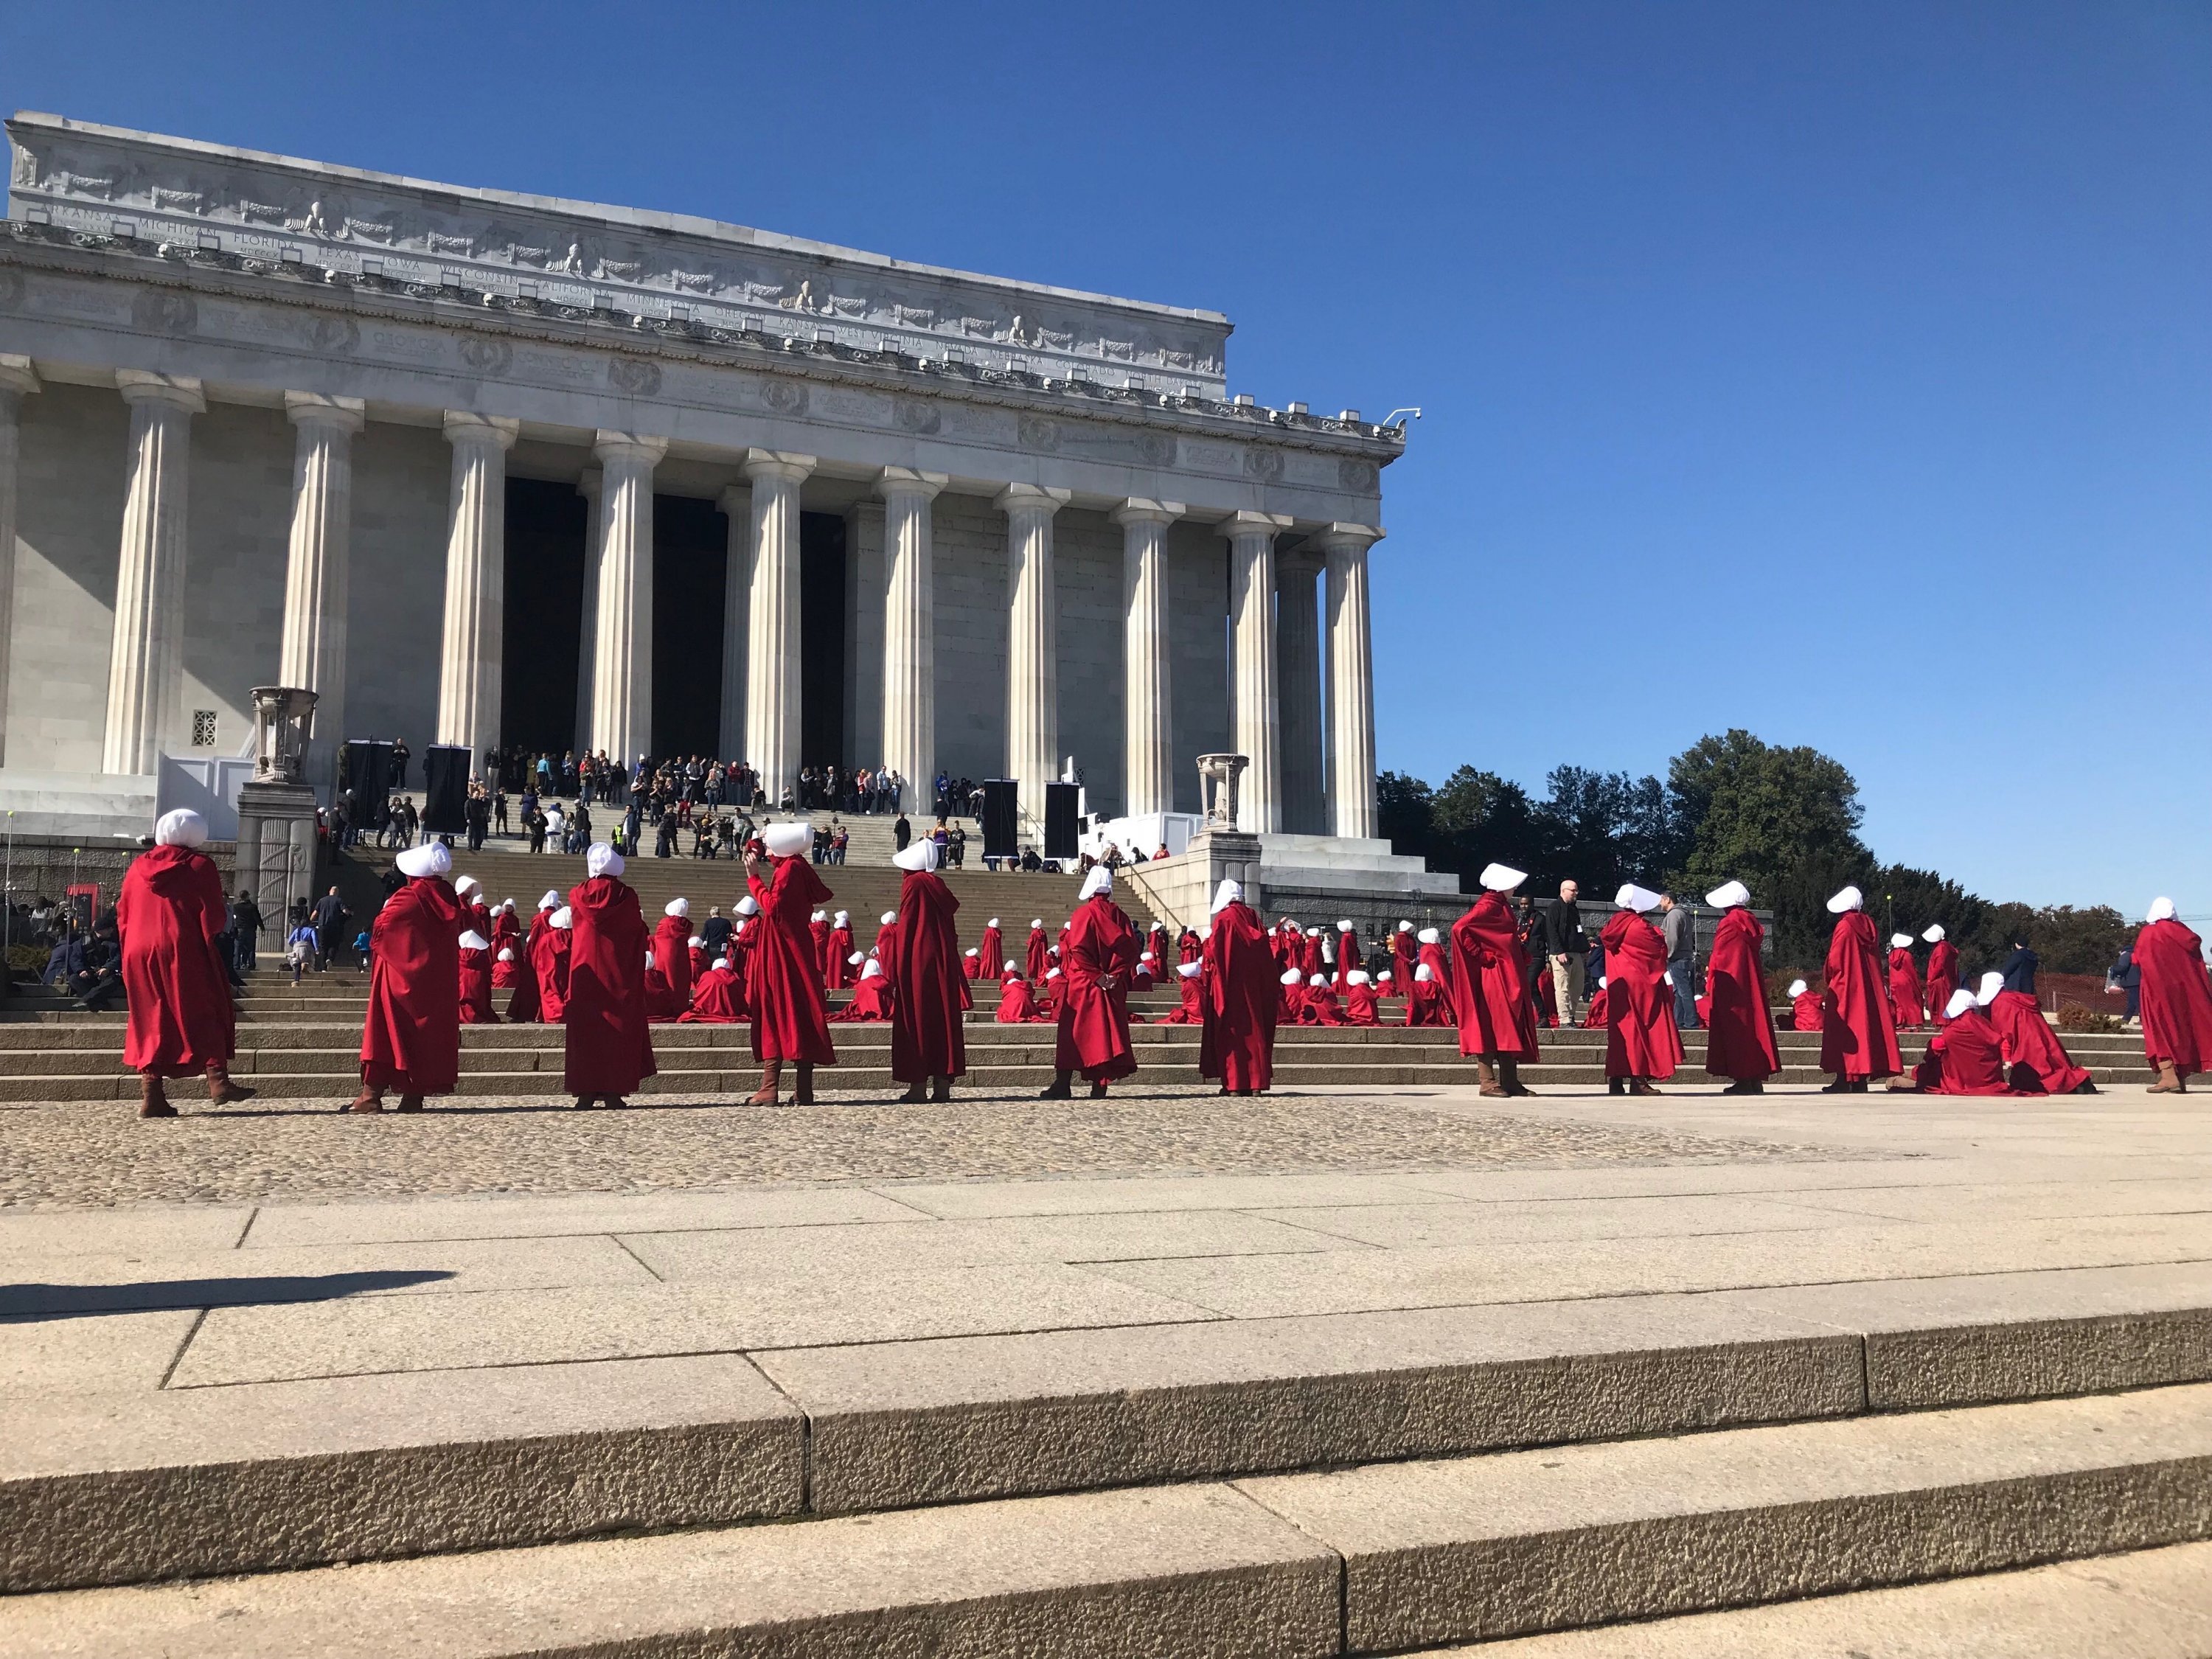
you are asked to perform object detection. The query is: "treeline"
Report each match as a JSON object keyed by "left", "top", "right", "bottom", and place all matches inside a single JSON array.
[{"left": 1379, "top": 729, "right": 2131, "bottom": 975}]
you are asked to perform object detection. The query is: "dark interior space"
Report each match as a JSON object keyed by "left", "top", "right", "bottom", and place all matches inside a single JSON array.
[
  {"left": 650, "top": 495, "right": 729, "bottom": 761},
  {"left": 799, "top": 511, "right": 846, "bottom": 768},
  {"left": 501, "top": 479, "right": 587, "bottom": 757}
]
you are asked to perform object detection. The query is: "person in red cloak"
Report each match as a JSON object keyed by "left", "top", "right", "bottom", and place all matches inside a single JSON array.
[
  {"left": 872, "top": 908, "right": 899, "bottom": 961},
  {"left": 745, "top": 821, "right": 839, "bottom": 1104},
  {"left": 506, "top": 891, "right": 558, "bottom": 1023},
  {"left": 1886, "top": 933, "right": 1926, "bottom": 1029},
  {"left": 688, "top": 934, "right": 708, "bottom": 982},
  {"left": 1700, "top": 880, "right": 1779, "bottom": 1093},
  {"left": 1155, "top": 959, "right": 1206, "bottom": 1024},
  {"left": 810, "top": 908, "right": 832, "bottom": 984},
  {"left": 1585, "top": 981, "right": 1612, "bottom": 1029},
  {"left": 563, "top": 844, "right": 655, "bottom": 1109},
  {"left": 1374, "top": 967, "right": 1400, "bottom": 1006},
  {"left": 1391, "top": 921, "right": 1418, "bottom": 990},
  {"left": 1179, "top": 926, "right": 1204, "bottom": 966},
  {"left": 998, "top": 964, "right": 1052, "bottom": 1023},
  {"left": 887, "top": 838, "right": 966, "bottom": 1102},
  {"left": 1601, "top": 884, "right": 1683, "bottom": 1095},
  {"left": 647, "top": 897, "right": 694, "bottom": 1022},
  {"left": 1343, "top": 971, "right": 1382, "bottom": 1027},
  {"left": 457, "top": 928, "right": 496, "bottom": 1024},
  {"left": 1037, "top": 965, "right": 1062, "bottom": 1015},
  {"left": 1200, "top": 880, "right": 1279, "bottom": 1094},
  {"left": 2136, "top": 897, "right": 2212, "bottom": 1093},
  {"left": 1912, "top": 989, "right": 2022, "bottom": 1094},
  {"left": 351, "top": 838, "right": 463, "bottom": 1114},
  {"left": 1276, "top": 967, "right": 1308, "bottom": 1023},
  {"left": 1303, "top": 973, "right": 1346, "bottom": 1026},
  {"left": 1406, "top": 962, "right": 1448, "bottom": 1026},
  {"left": 452, "top": 874, "right": 491, "bottom": 943},
  {"left": 1535, "top": 967, "right": 1559, "bottom": 1029},
  {"left": 1025, "top": 919, "right": 1051, "bottom": 983},
  {"left": 1819, "top": 885, "right": 1907, "bottom": 1092},
  {"left": 1922, "top": 925, "right": 1960, "bottom": 1025},
  {"left": 825, "top": 910, "right": 855, "bottom": 990},
  {"left": 1972, "top": 971, "right": 2095, "bottom": 1095},
  {"left": 977, "top": 917, "right": 1006, "bottom": 980},
  {"left": 963, "top": 947, "right": 983, "bottom": 981},
  {"left": 490, "top": 898, "right": 521, "bottom": 961},
  {"left": 1788, "top": 977, "right": 1823, "bottom": 1032},
  {"left": 681, "top": 955, "right": 746, "bottom": 1023},
  {"left": 1415, "top": 926, "right": 1451, "bottom": 998},
  {"left": 1298, "top": 928, "right": 1323, "bottom": 978},
  {"left": 1042, "top": 866, "right": 1140, "bottom": 1098},
  {"left": 830, "top": 957, "right": 894, "bottom": 1022},
  {"left": 117, "top": 809, "right": 251, "bottom": 1118},
  {"left": 1449, "top": 863, "right": 1542, "bottom": 1097},
  {"left": 492, "top": 944, "right": 521, "bottom": 990},
  {"left": 1332, "top": 919, "right": 1361, "bottom": 990}
]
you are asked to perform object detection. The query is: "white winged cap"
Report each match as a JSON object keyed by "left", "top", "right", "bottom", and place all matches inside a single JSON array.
[
  {"left": 735, "top": 897, "right": 759, "bottom": 917},
  {"left": 1890, "top": 933, "right": 1912, "bottom": 950},
  {"left": 665, "top": 897, "right": 689, "bottom": 919},
  {"left": 761, "top": 821, "right": 810, "bottom": 858},
  {"left": 893, "top": 839, "right": 939, "bottom": 873},
  {"left": 1705, "top": 880, "right": 1749, "bottom": 910},
  {"left": 397, "top": 842, "right": 451, "bottom": 879},
  {"left": 1923, "top": 924, "right": 1946, "bottom": 943},
  {"left": 1977, "top": 971, "right": 2005, "bottom": 1006},
  {"left": 538, "top": 890, "right": 560, "bottom": 911},
  {"left": 1614, "top": 884, "right": 1661, "bottom": 914},
  {"left": 458, "top": 931, "right": 488, "bottom": 950},
  {"left": 1417, "top": 926, "right": 1440, "bottom": 945},
  {"left": 1826, "top": 884, "right": 1864, "bottom": 914},
  {"left": 153, "top": 807, "right": 209, "bottom": 848},
  {"left": 1787, "top": 978, "right": 1809, "bottom": 998},
  {"left": 1948, "top": 987, "right": 1981, "bottom": 1020},
  {"left": 1479, "top": 863, "right": 1527, "bottom": 892},
  {"left": 1211, "top": 878, "right": 1243, "bottom": 915},
  {"left": 1079, "top": 865, "right": 1114, "bottom": 900},
  {"left": 1280, "top": 967, "right": 1304, "bottom": 987},
  {"left": 1178, "top": 961, "right": 1203, "bottom": 979},
  {"left": 551, "top": 906, "right": 574, "bottom": 929},
  {"left": 585, "top": 843, "right": 624, "bottom": 879},
  {"left": 2148, "top": 897, "right": 2177, "bottom": 923},
  {"left": 879, "top": 911, "right": 897, "bottom": 927}
]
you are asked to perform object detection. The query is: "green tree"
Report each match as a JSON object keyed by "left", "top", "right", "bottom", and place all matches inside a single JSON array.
[
  {"left": 1432, "top": 767, "right": 1542, "bottom": 886},
  {"left": 1376, "top": 770, "right": 1439, "bottom": 868}
]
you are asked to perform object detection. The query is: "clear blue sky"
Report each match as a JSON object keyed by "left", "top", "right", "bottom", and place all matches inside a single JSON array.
[{"left": 4, "top": 1, "right": 2204, "bottom": 912}]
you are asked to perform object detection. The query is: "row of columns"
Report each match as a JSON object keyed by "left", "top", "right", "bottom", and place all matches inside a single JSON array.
[{"left": 2, "top": 368, "right": 1379, "bottom": 839}]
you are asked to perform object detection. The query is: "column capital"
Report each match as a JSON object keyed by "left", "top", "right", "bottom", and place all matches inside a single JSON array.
[
  {"left": 0, "top": 354, "right": 39, "bottom": 399},
  {"left": 578, "top": 465, "right": 604, "bottom": 501},
  {"left": 716, "top": 481, "right": 748, "bottom": 516},
  {"left": 995, "top": 482, "right": 1072, "bottom": 516},
  {"left": 877, "top": 466, "right": 947, "bottom": 501},
  {"left": 593, "top": 430, "right": 668, "bottom": 467},
  {"left": 1216, "top": 509, "right": 1293, "bottom": 540},
  {"left": 1275, "top": 543, "right": 1325, "bottom": 577},
  {"left": 744, "top": 448, "right": 816, "bottom": 486},
  {"left": 1314, "top": 521, "right": 1384, "bottom": 553},
  {"left": 1111, "top": 498, "right": 1185, "bottom": 528},
  {"left": 442, "top": 410, "right": 521, "bottom": 448},
  {"left": 116, "top": 369, "right": 204, "bottom": 414},
  {"left": 284, "top": 390, "right": 364, "bottom": 434}
]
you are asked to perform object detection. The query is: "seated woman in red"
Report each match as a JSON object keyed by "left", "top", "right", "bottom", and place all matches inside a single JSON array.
[
  {"left": 1303, "top": 973, "right": 1346, "bottom": 1026},
  {"left": 681, "top": 956, "right": 746, "bottom": 1023},
  {"left": 1912, "top": 989, "right": 2025, "bottom": 1094},
  {"left": 1153, "top": 960, "right": 1205, "bottom": 1024},
  {"left": 996, "top": 965, "right": 1052, "bottom": 1023},
  {"left": 1406, "top": 962, "right": 1449, "bottom": 1026},
  {"left": 1342, "top": 970, "right": 1382, "bottom": 1026},
  {"left": 830, "top": 958, "right": 894, "bottom": 1023},
  {"left": 1788, "top": 978, "right": 1823, "bottom": 1032}
]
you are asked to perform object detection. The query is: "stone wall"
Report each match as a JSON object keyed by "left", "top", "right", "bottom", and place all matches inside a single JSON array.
[
  {"left": 342, "top": 420, "right": 449, "bottom": 761},
  {"left": 0, "top": 832, "right": 237, "bottom": 922}
]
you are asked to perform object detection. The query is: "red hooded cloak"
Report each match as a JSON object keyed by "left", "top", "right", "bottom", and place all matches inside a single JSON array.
[
  {"left": 1200, "top": 899, "right": 1277, "bottom": 1093},
  {"left": 1054, "top": 892, "right": 1139, "bottom": 1082},
  {"left": 1924, "top": 940, "right": 1960, "bottom": 1025},
  {"left": 1912, "top": 1007, "right": 2017, "bottom": 1094},
  {"left": 748, "top": 857, "right": 838, "bottom": 1065},
  {"left": 563, "top": 875, "right": 655, "bottom": 1096},
  {"left": 2137, "top": 917, "right": 2212, "bottom": 1080},
  {"left": 890, "top": 867, "right": 966, "bottom": 1084},
  {"left": 1986, "top": 989, "right": 2091, "bottom": 1094},
  {"left": 1447, "top": 893, "right": 1539, "bottom": 1062},
  {"left": 1599, "top": 911, "right": 1682, "bottom": 1080},
  {"left": 1887, "top": 947, "right": 1925, "bottom": 1029},
  {"left": 1821, "top": 911, "right": 1904, "bottom": 1080},
  {"left": 117, "top": 844, "right": 237, "bottom": 1079},
  {"left": 359, "top": 875, "right": 463, "bottom": 1093},
  {"left": 1703, "top": 908, "right": 1780, "bottom": 1082}
]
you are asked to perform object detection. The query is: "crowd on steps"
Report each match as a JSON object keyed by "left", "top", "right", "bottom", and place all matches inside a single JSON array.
[{"left": 97, "top": 813, "right": 2212, "bottom": 1118}]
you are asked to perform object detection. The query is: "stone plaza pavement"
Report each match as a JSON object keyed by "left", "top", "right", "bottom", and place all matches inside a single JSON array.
[{"left": 3, "top": 1079, "right": 2211, "bottom": 1655}]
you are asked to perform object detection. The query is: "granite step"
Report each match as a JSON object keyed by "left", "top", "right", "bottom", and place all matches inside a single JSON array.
[
  {"left": 8, "top": 1379, "right": 2211, "bottom": 1654},
  {"left": 5, "top": 1265, "right": 2207, "bottom": 1596}
]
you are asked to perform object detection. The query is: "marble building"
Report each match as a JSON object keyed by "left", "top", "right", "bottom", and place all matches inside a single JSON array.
[{"left": 0, "top": 113, "right": 1416, "bottom": 874}]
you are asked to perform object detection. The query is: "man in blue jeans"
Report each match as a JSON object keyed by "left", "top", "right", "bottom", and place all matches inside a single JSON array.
[{"left": 1658, "top": 892, "right": 1700, "bottom": 1029}]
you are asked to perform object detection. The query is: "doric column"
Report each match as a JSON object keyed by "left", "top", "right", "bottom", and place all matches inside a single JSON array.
[
  {"left": 1321, "top": 523, "right": 1384, "bottom": 839},
  {"left": 279, "top": 392, "right": 364, "bottom": 787},
  {"left": 434, "top": 412, "right": 519, "bottom": 766},
  {"left": 716, "top": 483, "right": 749, "bottom": 760},
  {"left": 1218, "top": 510, "right": 1292, "bottom": 833},
  {"left": 879, "top": 467, "right": 947, "bottom": 810},
  {"left": 1113, "top": 498, "right": 1182, "bottom": 818},
  {"left": 572, "top": 466, "right": 603, "bottom": 753},
  {"left": 743, "top": 449, "right": 815, "bottom": 804},
  {"left": 0, "top": 355, "right": 39, "bottom": 768},
  {"left": 588, "top": 432, "right": 667, "bottom": 767},
  {"left": 998, "top": 483, "right": 1071, "bottom": 830},
  {"left": 1274, "top": 545, "right": 1324, "bottom": 834},
  {"left": 102, "top": 371, "right": 204, "bottom": 776}
]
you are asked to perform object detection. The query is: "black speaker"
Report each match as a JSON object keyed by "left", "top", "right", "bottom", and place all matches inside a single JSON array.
[
  {"left": 421, "top": 745, "right": 472, "bottom": 835},
  {"left": 980, "top": 779, "right": 1020, "bottom": 862},
  {"left": 341, "top": 741, "right": 394, "bottom": 827},
  {"left": 1043, "top": 782, "right": 1079, "bottom": 862}
]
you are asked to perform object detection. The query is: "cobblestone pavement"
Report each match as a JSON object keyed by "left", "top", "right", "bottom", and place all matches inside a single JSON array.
[{"left": 0, "top": 1088, "right": 1855, "bottom": 1208}]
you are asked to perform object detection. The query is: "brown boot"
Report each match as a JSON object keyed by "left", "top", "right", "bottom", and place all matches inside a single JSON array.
[
  {"left": 2149, "top": 1060, "right": 2186, "bottom": 1094},
  {"left": 346, "top": 1088, "right": 386, "bottom": 1113},
  {"left": 746, "top": 1060, "right": 784, "bottom": 1106},
  {"left": 1473, "top": 1057, "right": 1507, "bottom": 1099},
  {"left": 1628, "top": 1078, "right": 1658, "bottom": 1096},
  {"left": 793, "top": 1062, "right": 815, "bottom": 1106},
  {"left": 930, "top": 1076, "right": 953, "bottom": 1104},
  {"left": 1500, "top": 1059, "right": 1532, "bottom": 1096},
  {"left": 206, "top": 1062, "right": 254, "bottom": 1106},
  {"left": 139, "top": 1074, "right": 177, "bottom": 1119},
  {"left": 396, "top": 1094, "right": 425, "bottom": 1113}
]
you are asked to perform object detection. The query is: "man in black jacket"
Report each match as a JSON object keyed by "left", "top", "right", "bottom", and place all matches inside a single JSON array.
[
  {"left": 1542, "top": 880, "right": 1587, "bottom": 1026},
  {"left": 229, "top": 888, "right": 265, "bottom": 975}
]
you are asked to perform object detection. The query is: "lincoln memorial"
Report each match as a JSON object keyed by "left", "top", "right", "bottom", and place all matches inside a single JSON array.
[{"left": 0, "top": 114, "right": 1442, "bottom": 905}]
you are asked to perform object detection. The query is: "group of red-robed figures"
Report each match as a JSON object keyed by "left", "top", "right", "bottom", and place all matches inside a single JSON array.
[{"left": 105, "top": 808, "right": 2212, "bottom": 1116}]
